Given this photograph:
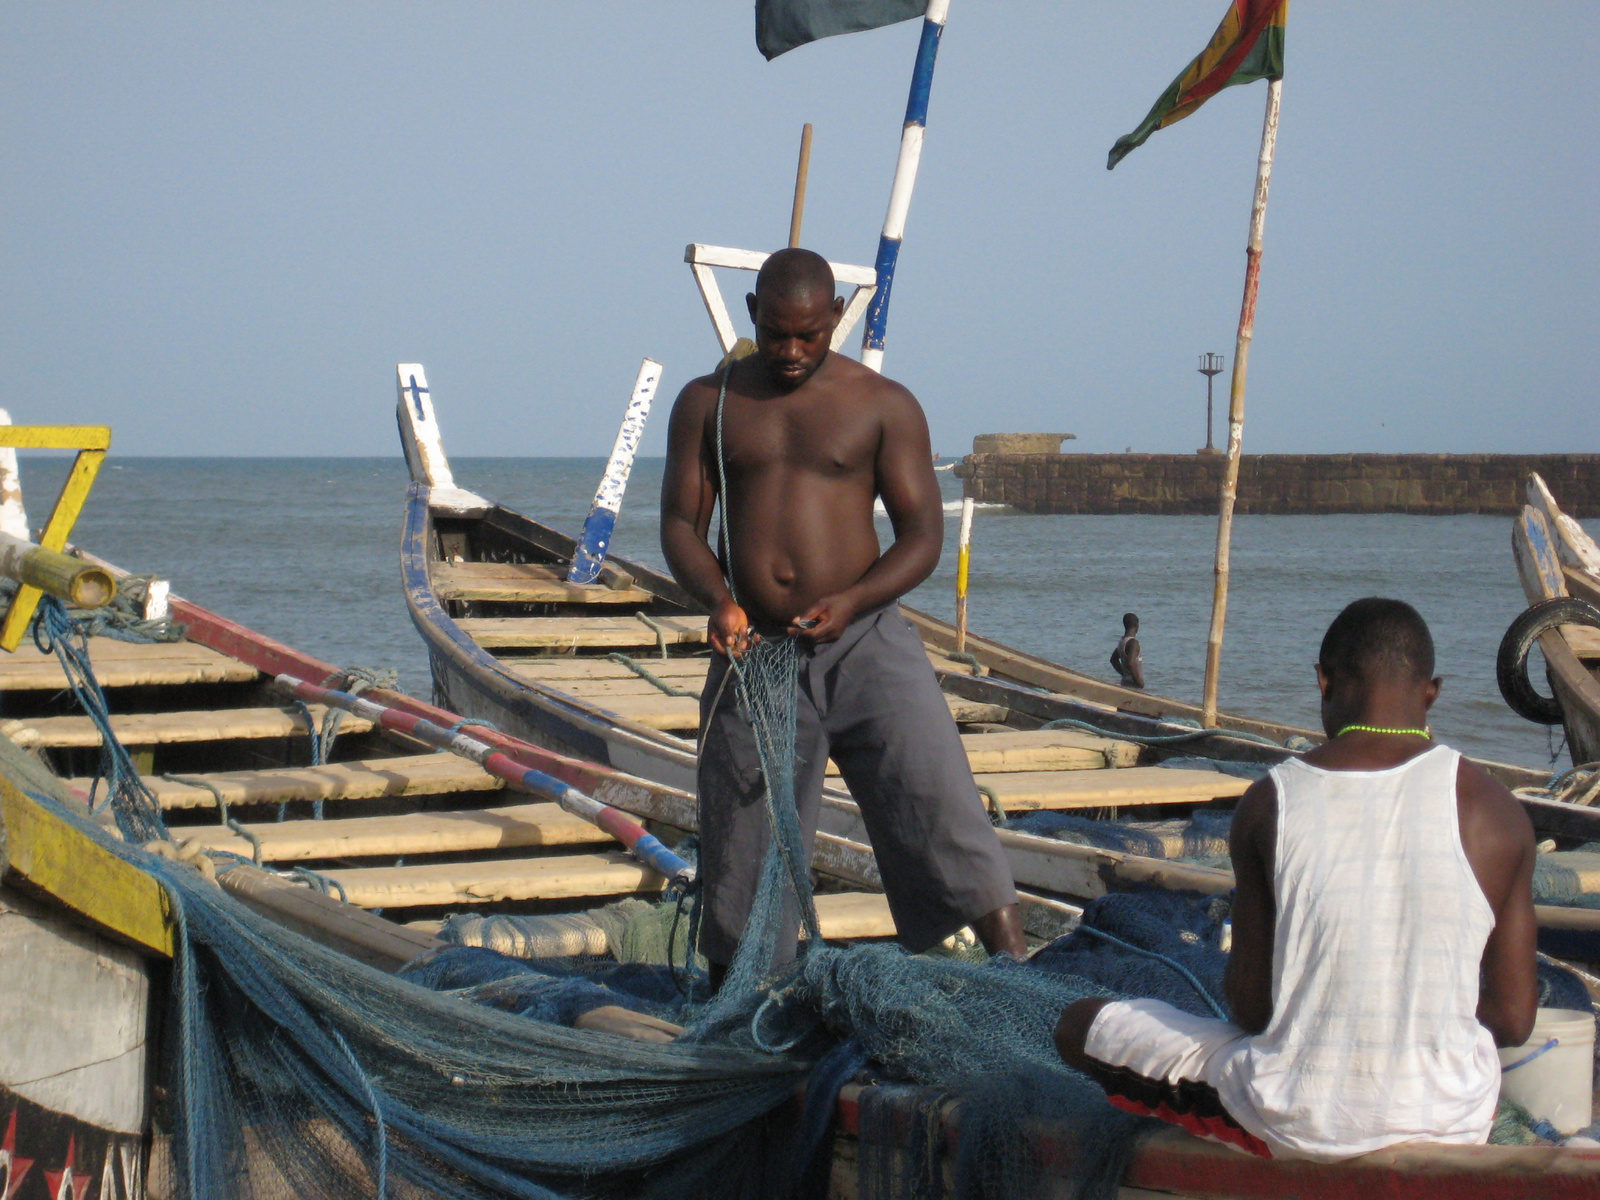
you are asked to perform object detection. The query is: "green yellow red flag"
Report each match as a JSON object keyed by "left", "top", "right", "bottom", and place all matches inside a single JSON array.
[{"left": 1107, "top": 0, "right": 1287, "bottom": 170}]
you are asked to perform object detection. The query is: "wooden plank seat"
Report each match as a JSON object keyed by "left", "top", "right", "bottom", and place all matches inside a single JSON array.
[
  {"left": 509, "top": 657, "right": 715, "bottom": 681},
  {"left": 180, "top": 802, "right": 610, "bottom": 862},
  {"left": 433, "top": 560, "right": 654, "bottom": 605},
  {"left": 322, "top": 851, "right": 663, "bottom": 908},
  {"left": 825, "top": 729, "right": 1140, "bottom": 776},
  {"left": 461, "top": 614, "right": 710, "bottom": 651},
  {"left": 566, "top": 692, "right": 1007, "bottom": 733},
  {"left": 73, "top": 753, "right": 503, "bottom": 811},
  {"left": 970, "top": 767, "right": 1250, "bottom": 812},
  {"left": 813, "top": 891, "right": 897, "bottom": 940},
  {"left": 527, "top": 678, "right": 709, "bottom": 700},
  {"left": 0, "top": 640, "right": 258, "bottom": 691},
  {"left": 1, "top": 704, "right": 371, "bottom": 751}
]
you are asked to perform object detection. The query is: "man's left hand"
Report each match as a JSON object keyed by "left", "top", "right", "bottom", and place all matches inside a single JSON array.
[{"left": 789, "top": 593, "right": 858, "bottom": 643}]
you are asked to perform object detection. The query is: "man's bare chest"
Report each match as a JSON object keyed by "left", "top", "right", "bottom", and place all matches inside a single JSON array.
[{"left": 717, "top": 395, "right": 879, "bottom": 477}]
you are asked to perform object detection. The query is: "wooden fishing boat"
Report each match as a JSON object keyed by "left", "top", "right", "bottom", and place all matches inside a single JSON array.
[
  {"left": 1505, "top": 473, "right": 1600, "bottom": 769},
  {"left": 1, "top": 535, "right": 985, "bottom": 1191},
  {"left": 0, "top": 551, "right": 1593, "bottom": 1198},
  {"left": 2, "top": 497, "right": 1597, "bottom": 1197},
  {"left": 395, "top": 370, "right": 1600, "bottom": 956}
]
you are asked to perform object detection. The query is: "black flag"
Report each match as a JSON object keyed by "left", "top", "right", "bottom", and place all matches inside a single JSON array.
[{"left": 755, "top": 0, "right": 925, "bottom": 60}]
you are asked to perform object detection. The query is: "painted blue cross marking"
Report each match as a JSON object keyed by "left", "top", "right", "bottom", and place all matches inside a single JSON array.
[{"left": 407, "top": 375, "right": 429, "bottom": 420}]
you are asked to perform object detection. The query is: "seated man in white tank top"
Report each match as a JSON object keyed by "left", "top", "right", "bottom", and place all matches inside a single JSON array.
[{"left": 1054, "top": 597, "right": 1537, "bottom": 1161}]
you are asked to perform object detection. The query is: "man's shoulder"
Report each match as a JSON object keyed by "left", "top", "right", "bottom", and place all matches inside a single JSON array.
[
  {"left": 1236, "top": 774, "right": 1278, "bottom": 824},
  {"left": 1231, "top": 774, "right": 1279, "bottom": 858},
  {"left": 671, "top": 371, "right": 723, "bottom": 414},
  {"left": 1455, "top": 754, "right": 1534, "bottom": 841},
  {"left": 824, "top": 355, "right": 918, "bottom": 404}
]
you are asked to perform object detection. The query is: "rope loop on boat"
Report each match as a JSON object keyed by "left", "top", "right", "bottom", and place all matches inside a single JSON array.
[
  {"left": 607, "top": 651, "right": 699, "bottom": 698},
  {"left": 634, "top": 612, "right": 672, "bottom": 660}
]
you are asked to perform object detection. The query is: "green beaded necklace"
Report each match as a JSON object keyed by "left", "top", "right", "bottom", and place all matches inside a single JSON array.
[{"left": 1335, "top": 724, "right": 1432, "bottom": 739}]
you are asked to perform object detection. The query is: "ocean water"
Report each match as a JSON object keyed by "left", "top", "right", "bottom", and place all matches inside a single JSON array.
[{"left": 14, "top": 454, "right": 1584, "bottom": 772}]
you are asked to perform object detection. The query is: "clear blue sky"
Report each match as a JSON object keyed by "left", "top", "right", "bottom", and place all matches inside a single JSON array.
[{"left": 2, "top": 3, "right": 1594, "bottom": 457}]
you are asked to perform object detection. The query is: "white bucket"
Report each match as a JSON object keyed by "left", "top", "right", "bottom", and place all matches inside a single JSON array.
[{"left": 1498, "top": 1007, "right": 1595, "bottom": 1135}]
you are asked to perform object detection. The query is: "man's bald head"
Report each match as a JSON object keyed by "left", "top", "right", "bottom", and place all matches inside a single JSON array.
[
  {"left": 755, "top": 248, "right": 836, "bottom": 305},
  {"left": 744, "top": 247, "right": 844, "bottom": 391}
]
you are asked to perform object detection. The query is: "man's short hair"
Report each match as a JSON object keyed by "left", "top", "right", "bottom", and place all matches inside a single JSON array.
[
  {"left": 1318, "top": 597, "right": 1435, "bottom": 683},
  {"left": 1122, "top": 612, "right": 1139, "bottom": 630},
  {"left": 755, "top": 247, "right": 835, "bottom": 304}
]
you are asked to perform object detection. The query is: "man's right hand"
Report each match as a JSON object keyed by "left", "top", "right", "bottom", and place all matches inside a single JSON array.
[{"left": 709, "top": 598, "right": 759, "bottom": 658}]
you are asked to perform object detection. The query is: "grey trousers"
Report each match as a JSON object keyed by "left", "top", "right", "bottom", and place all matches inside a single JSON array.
[{"left": 696, "top": 603, "right": 1018, "bottom": 964}]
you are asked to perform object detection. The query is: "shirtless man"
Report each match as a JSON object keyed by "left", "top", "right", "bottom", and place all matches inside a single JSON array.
[
  {"left": 1111, "top": 612, "right": 1144, "bottom": 690},
  {"left": 1055, "top": 597, "right": 1537, "bottom": 1160},
  {"left": 660, "top": 248, "right": 1025, "bottom": 976}
]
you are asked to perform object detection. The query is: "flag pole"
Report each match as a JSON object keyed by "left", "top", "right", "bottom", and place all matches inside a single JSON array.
[
  {"left": 788, "top": 123, "right": 813, "bottom": 248},
  {"left": 1201, "top": 76, "right": 1283, "bottom": 727},
  {"left": 859, "top": 0, "right": 949, "bottom": 374}
]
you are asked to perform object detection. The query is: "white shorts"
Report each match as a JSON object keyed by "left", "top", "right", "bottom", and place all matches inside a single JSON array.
[{"left": 1082, "top": 998, "right": 1272, "bottom": 1158}]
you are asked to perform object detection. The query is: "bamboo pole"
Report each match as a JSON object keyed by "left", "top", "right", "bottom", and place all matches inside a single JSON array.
[
  {"left": 1201, "top": 77, "right": 1283, "bottom": 728},
  {"left": 954, "top": 495, "right": 974, "bottom": 652},
  {"left": 0, "top": 530, "right": 115, "bottom": 608},
  {"left": 789, "top": 123, "right": 813, "bottom": 248}
]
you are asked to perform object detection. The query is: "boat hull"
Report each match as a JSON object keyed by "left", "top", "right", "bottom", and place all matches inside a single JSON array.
[{"left": 0, "top": 886, "right": 146, "bottom": 1200}]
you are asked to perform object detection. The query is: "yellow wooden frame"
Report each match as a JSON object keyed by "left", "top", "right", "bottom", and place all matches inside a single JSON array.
[
  {"left": 0, "top": 773, "right": 173, "bottom": 956},
  {"left": 0, "top": 426, "right": 111, "bottom": 651}
]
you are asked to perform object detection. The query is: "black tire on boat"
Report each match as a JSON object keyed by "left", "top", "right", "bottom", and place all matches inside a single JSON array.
[{"left": 1497, "top": 597, "right": 1600, "bottom": 725}]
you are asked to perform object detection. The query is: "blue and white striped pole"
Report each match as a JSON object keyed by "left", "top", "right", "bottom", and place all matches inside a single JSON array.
[
  {"left": 569, "top": 358, "right": 663, "bottom": 584},
  {"left": 859, "top": 0, "right": 950, "bottom": 375}
]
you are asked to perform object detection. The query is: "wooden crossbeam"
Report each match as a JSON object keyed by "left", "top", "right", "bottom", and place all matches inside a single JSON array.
[
  {"left": 180, "top": 802, "right": 611, "bottom": 862},
  {"left": 509, "top": 657, "right": 714, "bottom": 681},
  {"left": 972, "top": 767, "right": 1250, "bottom": 812},
  {"left": 322, "top": 851, "right": 664, "bottom": 908},
  {"left": 567, "top": 692, "right": 1006, "bottom": 734},
  {"left": 813, "top": 891, "right": 897, "bottom": 940},
  {"left": 433, "top": 561, "right": 653, "bottom": 605},
  {"left": 460, "top": 614, "right": 709, "bottom": 650},
  {"left": 825, "top": 729, "right": 1139, "bottom": 777},
  {"left": 2, "top": 704, "right": 371, "bottom": 750},
  {"left": 72, "top": 753, "right": 502, "bottom": 811},
  {"left": 0, "top": 640, "right": 258, "bottom": 691}
]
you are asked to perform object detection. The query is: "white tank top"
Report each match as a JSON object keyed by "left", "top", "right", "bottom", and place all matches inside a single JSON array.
[{"left": 1212, "top": 745, "right": 1501, "bottom": 1159}]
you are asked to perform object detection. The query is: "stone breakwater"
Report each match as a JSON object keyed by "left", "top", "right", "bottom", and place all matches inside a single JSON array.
[{"left": 954, "top": 453, "right": 1600, "bottom": 516}]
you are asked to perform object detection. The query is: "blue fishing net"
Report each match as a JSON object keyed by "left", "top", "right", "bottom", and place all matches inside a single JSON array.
[
  {"left": 1031, "top": 891, "right": 1231, "bottom": 1020},
  {"left": 1005, "top": 809, "right": 1233, "bottom": 867},
  {"left": 399, "top": 946, "right": 703, "bottom": 1027},
  {"left": 38, "top": 607, "right": 1572, "bottom": 1198},
  {"left": 3, "top": 622, "right": 1138, "bottom": 1200}
]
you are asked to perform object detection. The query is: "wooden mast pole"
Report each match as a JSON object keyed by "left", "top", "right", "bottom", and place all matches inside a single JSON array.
[
  {"left": 789, "top": 123, "right": 813, "bottom": 248},
  {"left": 1200, "top": 77, "right": 1283, "bottom": 728}
]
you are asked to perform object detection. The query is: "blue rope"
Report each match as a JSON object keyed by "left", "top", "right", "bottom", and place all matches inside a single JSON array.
[
  {"left": 289, "top": 866, "right": 349, "bottom": 904},
  {"left": 445, "top": 717, "right": 499, "bottom": 735},
  {"left": 163, "top": 773, "right": 263, "bottom": 865},
  {"left": 1072, "top": 924, "right": 1228, "bottom": 1020},
  {"left": 331, "top": 1027, "right": 389, "bottom": 1200},
  {"left": 32, "top": 596, "right": 168, "bottom": 844}
]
